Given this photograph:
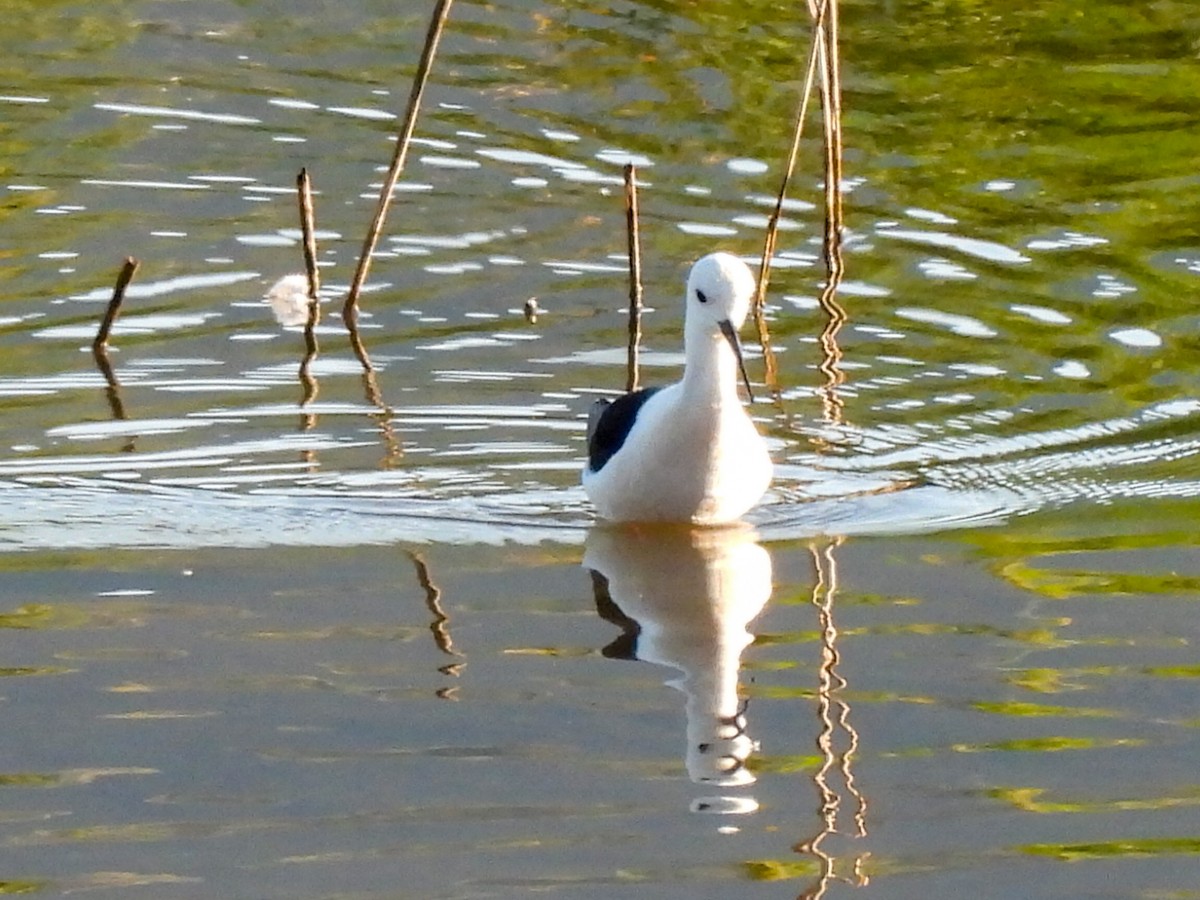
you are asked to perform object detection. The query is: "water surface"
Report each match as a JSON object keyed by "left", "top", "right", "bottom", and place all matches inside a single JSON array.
[{"left": 1, "top": 1, "right": 1198, "bottom": 897}]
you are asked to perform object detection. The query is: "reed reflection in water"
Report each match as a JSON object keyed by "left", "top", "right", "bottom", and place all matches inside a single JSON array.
[{"left": 795, "top": 538, "right": 869, "bottom": 899}]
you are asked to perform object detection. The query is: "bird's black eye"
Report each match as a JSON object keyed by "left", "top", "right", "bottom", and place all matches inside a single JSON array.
[{"left": 696, "top": 289, "right": 708, "bottom": 304}]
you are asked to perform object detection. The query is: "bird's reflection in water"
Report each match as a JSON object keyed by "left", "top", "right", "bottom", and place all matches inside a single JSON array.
[{"left": 584, "top": 522, "right": 772, "bottom": 816}]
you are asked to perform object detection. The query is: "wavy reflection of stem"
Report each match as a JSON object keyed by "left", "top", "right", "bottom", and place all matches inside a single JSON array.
[
  {"left": 795, "top": 537, "right": 868, "bottom": 899},
  {"left": 409, "top": 551, "right": 464, "bottom": 699},
  {"left": 91, "top": 348, "right": 137, "bottom": 454},
  {"left": 816, "top": 267, "right": 847, "bottom": 429},
  {"left": 92, "top": 348, "right": 126, "bottom": 422},
  {"left": 370, "top": 390, "right": 402, "bottom": 466},
  {"left": 343, "top": 317, "right": 402, "bottom": 465},
  {"left": 297, "top": 336, "right": 317, "bottom": 460},
  {"left": 810, "top": 0, "right": 848, "bottom": 431},
  {"left": 298, "top": 359, "right": 319, "bottom": 435}
]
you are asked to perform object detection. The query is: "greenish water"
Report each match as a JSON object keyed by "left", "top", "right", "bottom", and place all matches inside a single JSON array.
[{"left": 1, "top": 1, "right": 1198, "bottom": 897}]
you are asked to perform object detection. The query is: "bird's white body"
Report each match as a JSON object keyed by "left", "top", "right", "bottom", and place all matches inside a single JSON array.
[{"left": 583, "top": 253, "right": 772, "bottom": 525}]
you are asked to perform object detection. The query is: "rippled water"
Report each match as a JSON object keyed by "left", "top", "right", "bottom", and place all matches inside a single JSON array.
[{"left": 2, "top": 1, "right": 1199, "bottom": 898}]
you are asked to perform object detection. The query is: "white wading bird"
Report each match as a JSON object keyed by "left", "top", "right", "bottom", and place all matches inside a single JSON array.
[{"left": 583, "top": 252, "right": 772, "bottom": 525}]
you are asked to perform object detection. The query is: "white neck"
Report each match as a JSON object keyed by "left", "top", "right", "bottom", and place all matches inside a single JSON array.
[{"left": 681, "top": 321, "right": 742, "bottom": 404}]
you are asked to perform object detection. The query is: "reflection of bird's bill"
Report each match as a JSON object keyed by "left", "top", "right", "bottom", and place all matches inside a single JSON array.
[
  {"left": 718, "top": 318, "right": 754, "bottom": 402},
  {"left": 691, "top": 795, "right": 760, "bottom": 815}
]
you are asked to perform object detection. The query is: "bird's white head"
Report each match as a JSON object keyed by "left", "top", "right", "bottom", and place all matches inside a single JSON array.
[
  {"left": 683, "top": 252, "right": 758, "bottom": 399},
  {"left": 685, "top": 252, "right": 757, "bottom": 331}
]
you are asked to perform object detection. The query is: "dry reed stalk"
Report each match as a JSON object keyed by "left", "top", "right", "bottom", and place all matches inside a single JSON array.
[
  {"left": 814, "top": 0, "right": 845, "bottom": 277},
  {"left": 623, "top": 163, "right": 644, "bottom": 393},
  {"left": 297, "top": 168, "right": 321, "bottom": 403},
  {"left": 751, "top": 0, "right": 831, "bottom": 397},
  {"left": 297, "top": 169, "right": 321, "bottom": 325},
  {"left": 93, "top": 256, "right": 139, "bottom": 353},
  {"left": 342, "top": 0, "right": 455, "bottom": 335}
]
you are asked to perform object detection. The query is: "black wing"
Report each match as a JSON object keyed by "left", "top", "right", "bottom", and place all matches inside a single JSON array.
[{"left": 585, "top": 387, "right": 662, "bottom": 473}]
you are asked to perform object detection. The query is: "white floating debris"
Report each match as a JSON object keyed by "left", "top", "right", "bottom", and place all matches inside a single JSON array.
[{"left": 265, "top": 274, "right": 311, "bottom": 327}]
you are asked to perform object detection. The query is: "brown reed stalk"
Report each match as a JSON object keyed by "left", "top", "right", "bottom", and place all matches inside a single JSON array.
[
  {"left": 815, "top": 0, "right": 845, "bottom": 277},
  {"left": 297, "top": 168, "right": 321, "bottom": 404},
  {"left": 751, "top": 0, "right": 831, "bottom": 398},
  {"left": 342, "top": 0, "right": 455, "bottom": 335},
  {"left": 623, "top": 163, "right": 644, "bottom": 393},
  {"left": 92, "top": 256, "right": 139, "bottom": 353},
  {"left": 297, "top": 169, "right": 321, "bottom": 321}
]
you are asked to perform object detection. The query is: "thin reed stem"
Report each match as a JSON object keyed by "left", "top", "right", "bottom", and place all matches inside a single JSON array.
[
  {"left": 342, "top": 0, "right": 455, "bottom": 334},
  {"left": 297, "top": 169, "right": 321, "bottom": 312},
  {"left": 816, "top": 0, "right": 844, "bottom": 276},
  {"left": 813, "top": 0, "right": 848, "bottom": 426},
  {"left": 752, "top": 0, "right": 831, "bottom": 398},
  {"left": 297, "top": 168, "right": 321, "bottom": 399},
  {"left": 93, "top": 256, "right": 139, "bottom": 353},
  {"left": 623, "top": 163, "right": 644, "bottom": 393}
]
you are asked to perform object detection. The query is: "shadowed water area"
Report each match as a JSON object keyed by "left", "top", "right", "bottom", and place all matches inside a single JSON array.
[{"left": 2, "top": 0, "right": 1199, "bottom": 897}]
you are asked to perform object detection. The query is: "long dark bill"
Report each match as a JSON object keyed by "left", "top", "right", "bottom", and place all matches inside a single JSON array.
[{"left": 717, "top": 319, "right": 755, "bottom": 403}]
